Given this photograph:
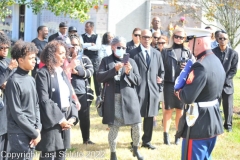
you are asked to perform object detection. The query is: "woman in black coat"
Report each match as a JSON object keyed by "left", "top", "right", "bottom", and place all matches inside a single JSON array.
[
  {"left": 96, "top": 36, "right": 143, "bottom": 160},
  {"left": 35, "top": 40, "right": 78, "bottom": 160}
]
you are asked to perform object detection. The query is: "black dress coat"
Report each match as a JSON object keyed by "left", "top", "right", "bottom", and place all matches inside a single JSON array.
[
  {"left": 126, "top": 40, "right": 136, "bottom": 52},
  {"left": 129, "top": 46, "right": 164, "bottom": 117},
  {"left": 35, "top": 66, "right": 78, "bottom": 152},
  {"left": 212, "top": 47, "right": 239, "bottom": 94},
  {"left": 96, "top": 54, "right": 142, "bottom": 125}
]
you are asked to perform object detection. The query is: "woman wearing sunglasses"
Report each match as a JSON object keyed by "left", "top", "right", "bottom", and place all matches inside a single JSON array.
[
  {"left": 157, "top": 35, "right": 168, "bottom": 52},
  {"left": 162, "top": 27, "right": 194, "bottom": 145},
  {"left": 126, "top": 28, "right": 141, "bottom": 52}
]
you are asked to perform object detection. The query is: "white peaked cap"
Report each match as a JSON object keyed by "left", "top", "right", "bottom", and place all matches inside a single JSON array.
[{"left": 184, "top": 27, "right": 212, "bottom": 37}]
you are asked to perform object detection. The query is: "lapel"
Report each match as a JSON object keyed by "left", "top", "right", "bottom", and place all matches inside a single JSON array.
[
  {"left": 168, "top": 48, "right": 178, "bottom": 61},
  {"left": 137, "top": 46, "right": 148, "bottom": 68},
  {"left": 149, "top": 47, "right": 155, "bottom": 68},
  {"left": 50, "top": 72, "right": 61, "bottom": 109}
]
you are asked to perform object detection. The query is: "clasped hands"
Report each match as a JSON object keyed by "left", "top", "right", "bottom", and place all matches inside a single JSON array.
[
  {"left": 60, "top": 118, "right": 75, "bottom": 131},
  {"left": 115, "top": 62, "right": 132, "bottom": 75}
]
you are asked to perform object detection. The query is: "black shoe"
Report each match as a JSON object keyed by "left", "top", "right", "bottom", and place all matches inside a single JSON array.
[
  {"left": 226, "top": 128, "right": 233, "bottom": 132},
  {"left": 133, "top": 146, "right": 144, "bottom": 160},
  {"left": 83, "top": 140, "right": 95, "bottom": 145},
  {"left": 110, "top": 152, "right": 117, "bottom": 160},
  {"left": 163, "top": 132, "right": 171, "bottom": 145},
  {"left": 141, "top": 143, "right": 156, "bottom": 150}
]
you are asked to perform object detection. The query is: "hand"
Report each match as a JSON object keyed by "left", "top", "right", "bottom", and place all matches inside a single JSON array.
[
  {"left": 60, "top": 120, "right": 72, "bottom": 130},
  {"left": 157, "top": 76, "right": 162, "bottom": 84},
  {"left": 180, "top": 62, "right": 186, "bottom": 69},
  {"left": 91, "top": 43, "right": 96, "bottom": 46},
  {"left": 115, "top": 62, "right": 123, "bottom": 71},
  {"left": 68, "top": 57, "right": 80, "bottom": 70},
  {"left": 72, "top": 69, "right": 78, "bottom": 75},
  {"left": 29, "top": 129, "right": 41, "bottom": 148},
  {"left": 8, "top": 59, "right": 18, "bottom": 70},
  {"left": 67, "top": 118, "right": 76, "bottom": 126},
  {"left": 1, "top": 81, "right": 7, "bottom": 89},
  {"left": 124, "top": 62, "right": 132, "bottom": 75},
  {"left": 76, "top": 101, "right": 81, "bottom": 111}
]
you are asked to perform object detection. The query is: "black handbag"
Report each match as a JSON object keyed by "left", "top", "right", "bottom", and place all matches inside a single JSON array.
[{"left": 95, "top": 83, "right": 107, "bottom": 117}]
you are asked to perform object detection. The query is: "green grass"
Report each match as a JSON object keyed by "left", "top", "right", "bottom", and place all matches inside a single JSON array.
[{"left": 30, "top": 71, "right": 240, "bottom": 160}]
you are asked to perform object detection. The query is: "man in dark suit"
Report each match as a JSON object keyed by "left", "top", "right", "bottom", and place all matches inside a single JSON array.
[
  {"left": 212, "top": 31, "right": 239, "bottom": 132},
  {"left": 48, "top": 22, "right": 70, "bottom": 44},
  {"left": 129, "top": 29, "right": 164, "bottom": 149}
]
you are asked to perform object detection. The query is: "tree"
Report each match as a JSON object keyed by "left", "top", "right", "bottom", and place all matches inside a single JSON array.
[
  {"left": 0, "top": 0, "right": 102, "bottom": 22},
  {"left": 164, "top": 0, "right": 240, "bottom": 49}
]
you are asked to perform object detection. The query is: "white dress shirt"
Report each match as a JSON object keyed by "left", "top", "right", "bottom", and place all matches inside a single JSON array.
[{"left": 140, "top": 44, "right": 151, "bottom": 60}]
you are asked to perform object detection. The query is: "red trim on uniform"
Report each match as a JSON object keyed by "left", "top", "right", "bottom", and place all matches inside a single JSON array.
[{"left": 188, "top": 139, "right": 193, "bottom": 160}]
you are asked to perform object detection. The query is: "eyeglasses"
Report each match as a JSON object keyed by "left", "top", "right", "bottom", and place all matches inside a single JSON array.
[
  {"left": 142, "top": 36, "right": 152, "bottom": 40},
  {"left": 158, "top": 42, "right": 165, "bottom": 45},
  {"left": 134, "top": 34, "right": 141, "bottom": 37},
  {"left": 117, "top": 46, "right": 126, "bottom": 50},
  {"left": 174, "top": 35, "right": 185, "bottom": 40},
  {"left": 0, "top": 46, "right": 9, "bottom": 51},
  {"left": 154, "top": 36, "right": 160, "bottom": 39},
  {"left": 218, "top": 37, "right": 228, "bottom": 41}
]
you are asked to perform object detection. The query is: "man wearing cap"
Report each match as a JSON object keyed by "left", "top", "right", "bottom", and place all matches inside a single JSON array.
[
  {"left": 80, "top": 21, "right": 101, "bottom": 99},
  {"left": 68, "top": 26, "right": 78, "bottom": 36},
  {"left": 212, "top": 31, "right": 238, "bottom": 132},
  {"left": 48, "top": 22, "right": 70, "bottom": 44},
  {"left": 31, "top": 26, "right": 48, "bottom": 78},
  {"left": 175, "top": 28, "right": 225, "bottom": 160}
]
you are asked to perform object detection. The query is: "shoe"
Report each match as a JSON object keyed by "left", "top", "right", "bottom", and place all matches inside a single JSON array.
[
  {"left": 110, "top": 152, "right": 117, "bottom": 160},
  {"left": 141, "top": 143, "right": 156, "bottom": 150},
  {"left": 163, "top": 132, "right": 170, "bottom": 145},
  {"left": 83, "top": 140, "right": 95, "bottom": 145},
  {"left": 226, "top": 128, "right": 232, "bottom": 132},
  {"left": 133, "top": 146, "right": 144, "bottom": 160}
]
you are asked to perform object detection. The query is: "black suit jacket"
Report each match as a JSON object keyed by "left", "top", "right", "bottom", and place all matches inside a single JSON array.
[
  {"left": 129, "top": 46, "right": 164, "bottom": 117},
  {"left": 48, "top": 32, "right": 59, "bottom": 42},
  {"left": 126, "top": 40, "right": 136, "bottom": 52},
  {"left": 212, "top": 47, "right": 239, "bottom": 94}
]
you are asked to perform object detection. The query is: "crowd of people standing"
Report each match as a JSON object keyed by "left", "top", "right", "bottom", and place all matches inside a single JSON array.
[{"left": 0, "top": 16, "right": 238, "bottom": 160}]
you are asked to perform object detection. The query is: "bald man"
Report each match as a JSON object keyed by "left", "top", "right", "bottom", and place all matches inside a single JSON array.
[
  {"left": 129, "top": 29, "right": 164, "bottom": 149},
  {"left": 151, "top": 32, "right": 161, "bottom": 49},
  {"left": 175, "top": 28, "right": 225, "bottom": 160}
]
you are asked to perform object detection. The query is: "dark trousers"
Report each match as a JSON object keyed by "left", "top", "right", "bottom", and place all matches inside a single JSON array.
[
  {"left": 219, "top": 91, "right": 233, "bottom": 129},
  {"left": 39, "top": 149, "right": 66, "bottom": 160},
  {"left": 8, "top": 133, "right": 34, "bottom": 160},
  {"left": 77, "top": 94, "right": 90, "bottom": 142},
  {"left": 0, "top": 133, "right": 10, "bottom": 160},
  {"left": 88, "top": 58, "right": 102, "bottom": 96},
  {"left": 142, "top": 117, "right": 154, "bottom": 144}
]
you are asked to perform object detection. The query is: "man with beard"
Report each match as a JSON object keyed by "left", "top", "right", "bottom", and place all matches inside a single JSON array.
[{"left": 31, "top": 26, "right": 48, "bottom": 77}]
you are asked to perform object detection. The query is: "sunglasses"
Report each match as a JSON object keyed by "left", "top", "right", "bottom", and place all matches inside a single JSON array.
[
  {"left": 134, "top": 34, "right": 141, "bottom": 37},
  {"left": 0, "top": 46, "right": 9, "bottom": 50},
  {"left": 154, "top": 36, "right": 160, "bottom": 39},
  {"left": 142, "top": 36, "right": 152, "bottom": 39},
  {"left": 71, "top": 44, "right": 78, "bottom": 46},
  {"left": 117, "top": 46, "right": 126, "bottom": 50},
  {"left": 158, "top": 42, "right": 165, "bottom": 45},
  {"left": 218, "top": 37, "right": 227, "bottom": 41},
  {"left": 174, "top": 35, "right": 185, "bottom": 40}
]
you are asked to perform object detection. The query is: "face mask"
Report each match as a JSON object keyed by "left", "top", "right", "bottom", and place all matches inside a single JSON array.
[{"left": 115, "top": 48, "right": 125, "bottom": 58}]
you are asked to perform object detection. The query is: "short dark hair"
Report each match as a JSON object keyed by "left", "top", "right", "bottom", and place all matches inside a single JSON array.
[
  {"left": 11, "top": 40, "right": 38, "bottom": 60},
  {"left": 215, "top": 30, "right": 222, "bottom": 37},
  {"left": 0, "top": 32, "right": 11, "bottom": 46},
  {"left": 132, "top": 28, "right": 141, "bottom": 34},
  {"left": 37, "top": 26, "right": 47, "bottom": 33},
  {"left": 86, "top": 21, "right": 94, "bottom": 27},
  {"left": 205, "top": 26, "right": 212, "bottom": 30},
  {"left": 41, "top": 40, "right": 69, "bottom": 74}
]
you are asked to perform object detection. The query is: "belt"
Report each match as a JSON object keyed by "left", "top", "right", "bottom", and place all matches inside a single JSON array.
[{"left": 194, "top": 99, "right": 218, "bottom": 107}]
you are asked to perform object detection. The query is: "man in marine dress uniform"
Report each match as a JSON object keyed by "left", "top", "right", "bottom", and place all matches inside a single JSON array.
[{"left": 175, "top": 28, "right": 225, "bottom": 160}]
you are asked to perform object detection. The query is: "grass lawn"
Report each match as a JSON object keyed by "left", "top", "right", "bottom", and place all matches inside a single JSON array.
[{"left": 30, "top": 70, "right": 239, "bottom": 160}]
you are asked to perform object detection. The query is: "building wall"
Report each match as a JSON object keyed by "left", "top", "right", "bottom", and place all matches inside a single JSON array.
[{"left": 108, "top": 0, "right": 147, "bottom": 41}]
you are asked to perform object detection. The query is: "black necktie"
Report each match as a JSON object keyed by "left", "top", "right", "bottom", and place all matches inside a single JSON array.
[
  {"left": 145, "top": 50, "right": 150, "bottom": 67},
  {"left": 221, "top": 51, "right": 225, "bottom": 63}
]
